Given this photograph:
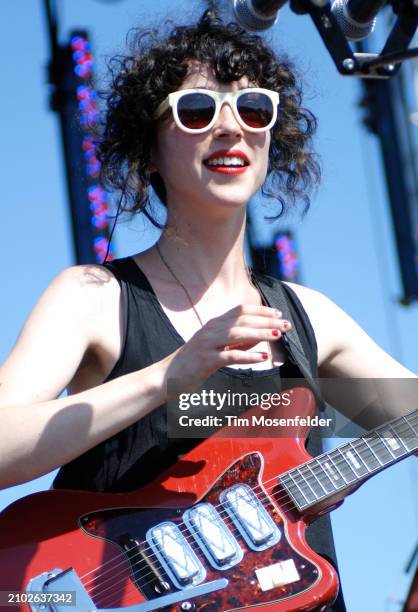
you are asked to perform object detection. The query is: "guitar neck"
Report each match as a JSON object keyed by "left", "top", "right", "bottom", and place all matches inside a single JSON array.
[{"left": 279, "top": 408, "right": 418, "bottom": 512}]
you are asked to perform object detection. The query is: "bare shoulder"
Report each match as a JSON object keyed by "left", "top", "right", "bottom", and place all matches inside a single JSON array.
[
  {"left": 282, "top": 281, "right": 350, "bottom": 366},
  {"left": 48, "top": 264, "right": 121, "bottom": 328},
  {"left": 37, "top": 263, "right": 118, "bottom": 333},
  {"left": 0, "top": 264, "right": 122, "bottom": 405},
  {"left": 282, "top": 281, "right": 327, "bottom": 307},
  {"left": 282, "top": 281, "right": 336, "bottom": 337},
  {"left": 283, "top": 281, "right": 415, "bottom": 379},
  {"left": 53, "top": 264, "right": 120, "bottom": 305}
]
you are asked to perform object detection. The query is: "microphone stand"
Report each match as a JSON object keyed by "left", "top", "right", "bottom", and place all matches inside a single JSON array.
[{"left": 289, "top": 0, "right": 418, "bottom": 78}]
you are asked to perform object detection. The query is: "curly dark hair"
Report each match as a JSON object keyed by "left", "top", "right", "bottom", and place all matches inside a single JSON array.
[{"left": 98, "top": 10, "right": 320, "bottom": 226}]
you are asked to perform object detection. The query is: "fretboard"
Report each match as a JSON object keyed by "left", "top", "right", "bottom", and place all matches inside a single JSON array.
[{"left": 279, "top": 408, "right": 418, "bottom": 511}]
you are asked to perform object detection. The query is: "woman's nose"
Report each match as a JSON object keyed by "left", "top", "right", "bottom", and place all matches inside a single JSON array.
[{"left": 212, "top": 103, "right": 243, "bottom": 137}]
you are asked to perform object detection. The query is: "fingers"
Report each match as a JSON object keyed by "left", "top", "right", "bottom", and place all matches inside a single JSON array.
[
  {"left": 213, "top": 305, "right": 291, "bottom": 333},
  {"left": 166, "top": 303, "right": 293, "bottom": 397},
  {"left": 226, "top": 304, "right": 282, "bottom": 319},
  {"left": 199, "top": 304, "right": 291, "bottom": 357},
  {"left": 186, "top": 304, "right": 293, "bottom": 375},
  {"left": 219, "top": 348, "right": 270, "bottom": 365},
  {"left": 219, "top": 326, "right": 286, "bottom": 350},
  {"left": 233, "top": 314, "right": 290, "bottom": 330}
]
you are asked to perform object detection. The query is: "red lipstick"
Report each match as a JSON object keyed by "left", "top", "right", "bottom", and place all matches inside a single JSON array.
[{"left": 203, "top": 149, "right": 249, "bottom": 175}]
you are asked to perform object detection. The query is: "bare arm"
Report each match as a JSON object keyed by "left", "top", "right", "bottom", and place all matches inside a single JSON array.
[
  {"left": 0, "top": 266, "right": 169, "bottom": 488},
  {"left": 285, "top": 282, "right": 417, "bottom": 429}
]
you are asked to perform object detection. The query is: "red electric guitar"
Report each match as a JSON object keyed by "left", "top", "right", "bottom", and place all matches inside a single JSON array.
[{"left": 0, "top": 388, "right": 417, "bottom": 612}]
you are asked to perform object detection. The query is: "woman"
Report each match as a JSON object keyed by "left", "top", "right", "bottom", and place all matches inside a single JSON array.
[{"left": 0, "top": 11, "right": 415, "bottom": 611}]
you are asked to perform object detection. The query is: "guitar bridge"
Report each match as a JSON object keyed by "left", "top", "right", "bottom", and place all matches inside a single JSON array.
[{"left": 119, "top": 533, "right": 171, "bottom": 597}]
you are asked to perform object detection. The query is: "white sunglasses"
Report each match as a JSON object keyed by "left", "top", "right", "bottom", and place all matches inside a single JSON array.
[{"left": 154, "top": 87, "right": 280, "bottom": 134}]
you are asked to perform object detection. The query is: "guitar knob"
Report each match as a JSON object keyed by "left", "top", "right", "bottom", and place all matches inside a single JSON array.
[{"left": 180, "top": 602, "right": 194, "bottom": 611}]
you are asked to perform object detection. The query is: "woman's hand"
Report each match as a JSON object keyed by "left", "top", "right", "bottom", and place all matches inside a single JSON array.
[{"left": 163, "top": 304, "right": 290, "bottom": 398}]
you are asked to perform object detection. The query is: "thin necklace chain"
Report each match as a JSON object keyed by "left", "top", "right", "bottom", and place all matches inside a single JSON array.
[
  {"left": 156, "top": 242, "right": 204, "bottom": 327},
  {"left": 155, "top": 242, "right": 274, "bottom": 364}
]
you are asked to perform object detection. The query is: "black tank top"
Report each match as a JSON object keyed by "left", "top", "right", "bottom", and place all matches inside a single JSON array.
[{"left": 54, "top": 256, "right": 346, "bottom": 611}]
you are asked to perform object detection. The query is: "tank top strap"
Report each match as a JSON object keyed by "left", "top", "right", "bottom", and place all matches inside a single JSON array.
[
  {"left": 251, "top": 270, "right": 323, "bottom": 408},
  {"left": 102, "top": 257, "right": 182, "bottom": 381}
]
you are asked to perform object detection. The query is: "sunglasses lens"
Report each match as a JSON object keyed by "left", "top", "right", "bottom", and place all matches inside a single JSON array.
[
  {"left": 237, "top": 92, "right": 274, "bottom": 129},
  {"left": 177, "top": 93, "right": 216, "bottom": 130}
]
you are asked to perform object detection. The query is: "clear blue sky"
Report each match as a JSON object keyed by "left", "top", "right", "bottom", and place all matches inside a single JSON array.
[{"left": 1, "top": 1, "right": 417, "bottom": 611}]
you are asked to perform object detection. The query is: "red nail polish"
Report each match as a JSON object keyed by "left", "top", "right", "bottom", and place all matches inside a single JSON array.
[
  {"left": 272, "top": 329, "right": 279, "bottom": 336},
  {"left": 262, "top": 352, "right": 269, "bottom": 359}
]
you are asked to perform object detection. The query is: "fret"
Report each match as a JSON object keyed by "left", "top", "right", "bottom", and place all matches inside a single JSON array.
[
  {"left": 308, "top": 460, "right": 337, "bottom": 494},
  {"left": 404, "top": 413, "right": 418, "bottom": 442},
  {"left": 316, "top": 455, "right": 345, "bottom": 489},
  {"left": 363, "top": 437, "right": 383, "bottom": 465},
  {"left": 305, "top": 462, "right": 328, "bottom": 497},
  {"left": 295, "top": 468, "right": 319, "bottom": 503},
  {"left": 353, "top": 438, "right": 380, "bottom": 472},
  {"left": 363, "top": 436, "right": 383, "bottom": 466},
  {"left": 346, "top": 442, "right": 370, "bottom": 477},
  {"left": 385, "top": 419, "right": 411, "bottom": 446},
  {"left": 327, "top": 451, "right": 349, "bottom": 484},
  {"left": 407, "top": 411, "right": 418, "bottom": 433},
  {"left": 334, "top": 447, "right": 357, "bottom": 483},
  {"left": 362, "top": 436, "right": 383, "bottom": 470},
  {"left": 278, "top": 473, "right": 297, "bottom": 502},
  {"left": 391, "top": 417, "right": 418, "bottom": 452},
  {"left": 375, "top": 432, "right": 397, "bottom": 459},
  {"left": 378, "top": 424, "right": 408, "bottom": 458},
  {"left": 280, "top": 472, "right": 309, "bottom": 509},
  {"left": 290, "top": 469, "right": 316, "bottom": 504},
  {"left": 366, "top": 433, "right": 394, "bottom": 465},
  {"left": 278, "top": 410, "right": 418, "bottom": 512}
]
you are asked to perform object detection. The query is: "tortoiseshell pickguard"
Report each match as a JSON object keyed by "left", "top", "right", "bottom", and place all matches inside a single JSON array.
[{"left": 81, "top": 452, "right": 322, "bottom": 611}]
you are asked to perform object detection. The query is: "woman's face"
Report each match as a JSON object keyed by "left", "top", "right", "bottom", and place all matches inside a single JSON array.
[{"left": 152, "top": 63, "right": 271, "bottom": 216}]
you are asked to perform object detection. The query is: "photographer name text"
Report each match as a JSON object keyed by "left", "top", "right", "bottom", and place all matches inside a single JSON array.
[{"left": 178, "top": 414, "right": 332, "bottom": 428}]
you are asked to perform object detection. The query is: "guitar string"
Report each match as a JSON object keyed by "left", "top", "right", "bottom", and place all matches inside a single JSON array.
[
  {"left": 91, "top": 423, "right": 417, "bottom": 611},
  {"left": 92, "top": 505, "right": 272, "bottom": 612},
  {"left": 78, "top": 418, "right": 418, "bottom": 605},
  {"left": 81, "top": 414, "right": 418, "bottom": 608},
  {"left": 80, "top": 418, "right": 418, "bottom": 603},
  {"left": 89, "top": 479, "right": 305, "bottom": 610},
  {"left": 84, "top": 481, "right": 284, "bottom": 604},
  {"left": 88, "top": 515, "right": 267, "bottom": 609},
  {"left": 87, "top": 433, "right": 418, "bottom": 610},
  {"left": 82, "top": 410, "right": 418, "bottom": 592},
  {"left": 84, "top": 472, "right": 282, "bottom": 602}
]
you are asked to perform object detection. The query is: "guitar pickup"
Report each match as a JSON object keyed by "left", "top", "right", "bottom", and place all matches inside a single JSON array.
[
  {"left": 147, "top": 522, "right": 206, "bottom": 590},
  {"left": 220, "top": 484, "right": 281, "bottom": 551},
  {"left": 184, "top": 503, "right": 243, "bottom": 570}
]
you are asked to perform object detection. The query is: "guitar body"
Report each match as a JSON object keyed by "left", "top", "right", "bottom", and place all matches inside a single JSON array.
[{"left": 0, "top": 389, "right": 339, "bottom": 611}]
